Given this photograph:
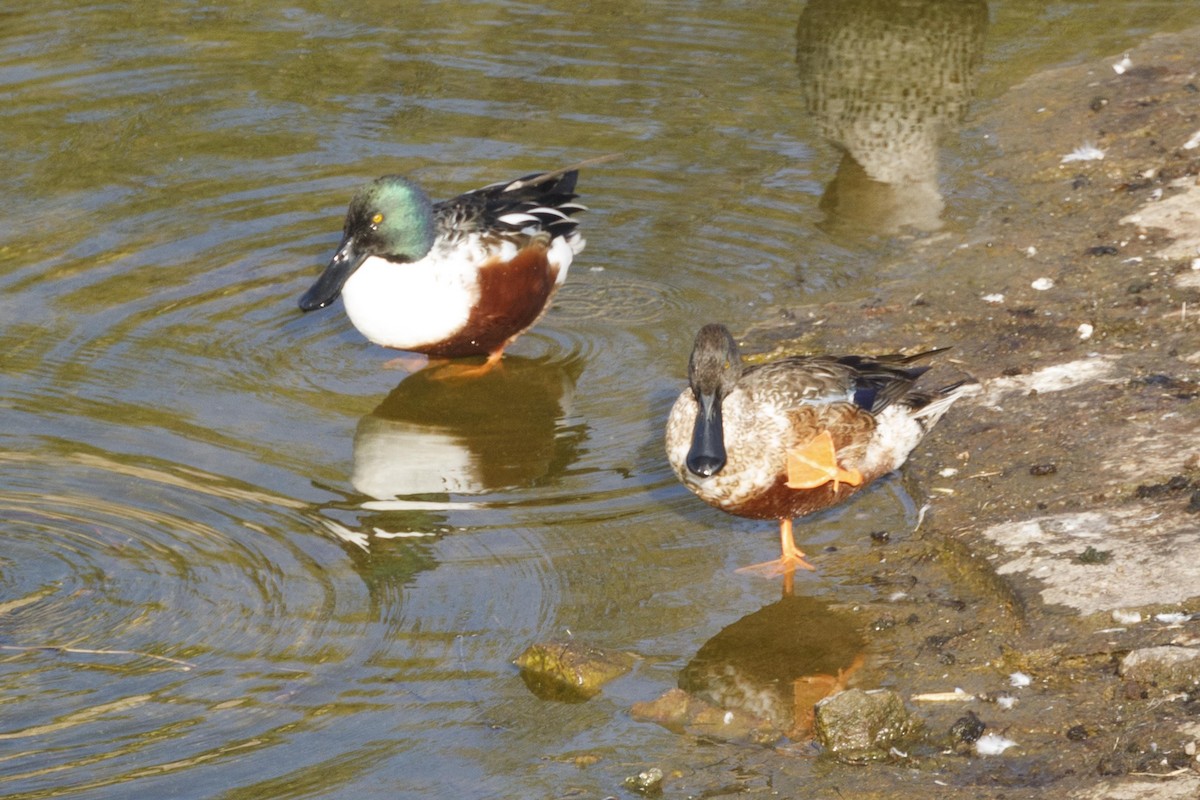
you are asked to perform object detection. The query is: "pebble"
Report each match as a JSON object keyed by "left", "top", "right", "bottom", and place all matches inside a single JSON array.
[
  {"left": 624, "top": 768, "right": 663, "bottom": 794},
  {"left": 1032, "top": 277, "right": 1055, "bottom": 290},
  {"left": 949, "top": 711, "right": 985, "bottom": 745}
]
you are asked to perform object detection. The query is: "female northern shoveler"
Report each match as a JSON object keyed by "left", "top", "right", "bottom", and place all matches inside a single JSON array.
[
  {"left": 665, "top": 323, "right": 968, "bottom": 576},
  {"left": 299, "top": 159, "right": 604, "bottom": 372}
]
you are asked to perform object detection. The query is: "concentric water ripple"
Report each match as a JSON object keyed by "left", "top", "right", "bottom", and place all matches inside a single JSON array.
[
  {"left": 551, "top": 274, "right": 683, "bottom": 325},
  {"left": 0, "top": 446, "right": 372, "bottom": 796}
]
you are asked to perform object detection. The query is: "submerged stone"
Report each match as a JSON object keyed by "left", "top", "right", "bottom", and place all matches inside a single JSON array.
[
  {"left": 631, "top": 688, "right": 781, "bottom": 745},
  {"left": 623, "top": 767, "right": 664, "bottom": 795},
  {"left": 813, "top": 688, "right": 920, "bottom": 763},
  {"left": 514, "top": 640, "right": 635, "bottom": 702}
]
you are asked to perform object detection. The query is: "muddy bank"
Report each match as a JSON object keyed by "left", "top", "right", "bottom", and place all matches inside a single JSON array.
[{"left": 662, "top": 26, "right": 1200, "bottom": 800}]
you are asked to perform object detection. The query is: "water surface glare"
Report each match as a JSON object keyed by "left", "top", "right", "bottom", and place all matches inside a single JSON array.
[{"left": 2, "top": 0, "right": 1197, "bottom": 796}]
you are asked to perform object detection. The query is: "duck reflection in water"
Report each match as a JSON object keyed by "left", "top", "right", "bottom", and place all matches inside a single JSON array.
[
  {"left": 633, "top": 583, "right": 866, "bottom": 742},
  {"left": 352, "top": 355, "right": 586, "bottom": 512},
  {"left": 796, "top": 0, "right": 987, "bottom": 235}
]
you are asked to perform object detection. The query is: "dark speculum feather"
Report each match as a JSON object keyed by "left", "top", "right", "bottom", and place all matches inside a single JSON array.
[{"left": 835, "top": 351, "right": 943, "bottom": 412}]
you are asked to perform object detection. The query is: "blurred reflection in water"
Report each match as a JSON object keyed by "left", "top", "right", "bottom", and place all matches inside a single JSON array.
[
  {"left": 635, "top": 588, "right": 865, "bottom": 742},
  {"left": 796, "top": 0, "right": 988, "bottom": 235},
  {"left": 352, "top": 356, "right": 587, "bottom": 504},
  {"left": 317, "top": 354, "right": 590, "bottom": 601}
]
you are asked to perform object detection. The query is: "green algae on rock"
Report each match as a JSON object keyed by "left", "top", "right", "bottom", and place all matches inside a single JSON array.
[{"left": 514, "top": 640, "right": 635, "bottom": 702}]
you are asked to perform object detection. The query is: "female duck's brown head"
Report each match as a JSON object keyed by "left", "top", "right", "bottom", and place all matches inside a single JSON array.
[{"left": 685, "top": 323, "right": 744, "bottom": 478}]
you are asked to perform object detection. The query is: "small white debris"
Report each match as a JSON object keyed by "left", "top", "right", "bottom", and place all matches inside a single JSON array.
[
  {"left": 1184, "top": 129, "right": 1200, "bottom": 150},
  {"left": 889, "top": 746, "right": 909, "bottom": 758},
  {"left": 1009, "top": 671, "right": 1032, "bottom": 688},
  {"left": 911, "top": 688, "right": 974, "bottom": 702},
  {"left": 914, "top": 502, "right": 931, "bottom": 533},
  {"left": 939, "top": 467, "right": 959, "bottom": 477},
  {"left": 1149, "top": 188, "right": 1163, "bottom": 201},
  {"left": 975, "top": 733, "right": 1018, "bottom": 756},
  {"left": 1062, "top": 144, "right": 1105, "bottom": 163},
  {"left": 1112, "top": 609, "right": 1143, "bottom": 625},
  {"left": 723, "top": 710, "right": 734, "bottom": 725},
  {"left": 982, "top": 293, "right": 1005, "bottom": 304},
  {"left": 1025, "top": 246, "right": 1038, "bottom": 257},
  {"left": 589, "top": 265, "right": 605, "bottom": 272},
  {"left": 888, "top": 591, "right": 909, "bottom": 602},
  {"left": 1191, "top": 257, "right": 1200, "bottom": 271},
  {"left": 996, "top": 695, "right": 1018, "bottom": 711},
  {"left": 1031, "top": 277, "right": 1055, "bottom": 291},
  {"left": 1113, "top": 54, "right": 1132, "bottom": 74},
  {"left": 1077, "top": 323, "right": 1094, "bottom": 340},
  {"left": 1155, "top": 612, "right": 1192, "bottom": 625}
]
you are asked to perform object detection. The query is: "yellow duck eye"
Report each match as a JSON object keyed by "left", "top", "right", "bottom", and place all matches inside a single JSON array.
[{"left": 371, "top": 212, "right": 384, "bottom": 226}]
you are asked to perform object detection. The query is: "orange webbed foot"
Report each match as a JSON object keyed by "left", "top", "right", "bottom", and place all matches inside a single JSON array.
[
  {"left": 735, "top": 554, "right": 817, "bottom": 578},
  {"left": 735, "top": 519, "right": 817, "bottom": 578},
  {"left": 785, "top": 430, "right": 863, "bottom": 490}
]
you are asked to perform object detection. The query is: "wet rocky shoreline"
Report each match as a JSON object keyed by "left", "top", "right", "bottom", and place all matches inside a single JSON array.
[{"left": 674, "top": 26, "right": 1200, "bottom": 799}]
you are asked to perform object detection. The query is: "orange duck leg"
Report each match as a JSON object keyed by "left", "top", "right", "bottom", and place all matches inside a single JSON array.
[{"left": 738, "top": 431, "right": 864, "bottom": 577}]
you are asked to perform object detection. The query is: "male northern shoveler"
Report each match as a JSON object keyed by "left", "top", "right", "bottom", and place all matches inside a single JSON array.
[
  {"left": 665, "top": 323, "right": 968, "bottom": 576},
  {"left": 299, "top": 159, "right": 604, "bottom": 372}
]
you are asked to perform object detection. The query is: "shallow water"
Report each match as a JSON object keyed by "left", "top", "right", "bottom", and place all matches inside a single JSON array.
[{"left": 1, "top": 1, "right": 1196, "bottom": 796}]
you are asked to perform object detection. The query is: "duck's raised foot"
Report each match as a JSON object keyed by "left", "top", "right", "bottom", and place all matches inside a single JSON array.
[{"left": 785, "top": 430, "right": 863, "bottom": 490}]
